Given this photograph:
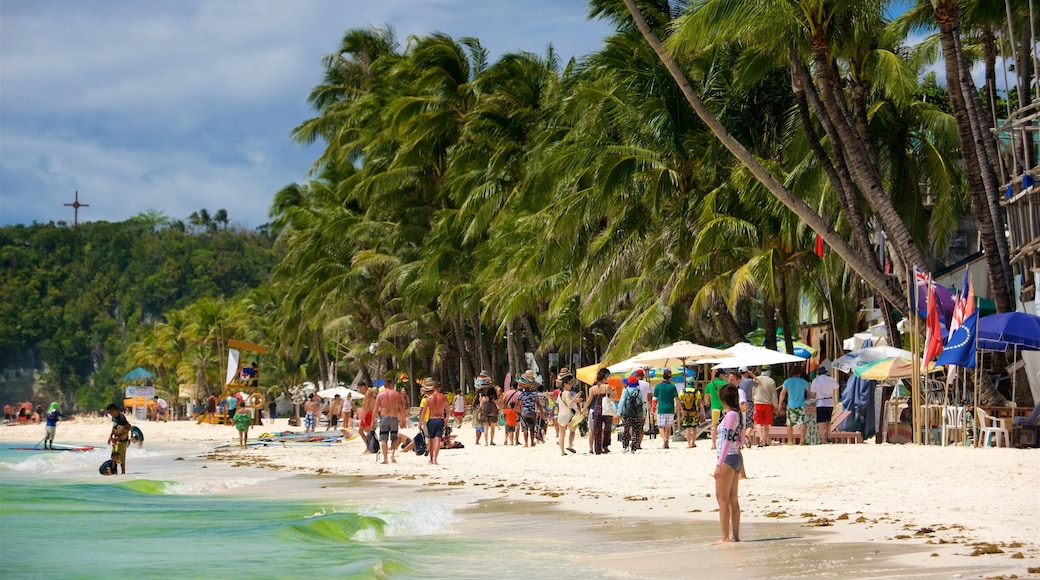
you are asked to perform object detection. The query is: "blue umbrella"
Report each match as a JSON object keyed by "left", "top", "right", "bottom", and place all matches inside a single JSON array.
[
  {"left": 977, "top": 312, "right": 1040, "bottom": 352},
  {"left": 123, "top": 367, "right": 155, "bottom": 381}
]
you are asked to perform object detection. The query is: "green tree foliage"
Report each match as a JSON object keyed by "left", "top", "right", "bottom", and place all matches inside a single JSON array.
[{"left": 0, "top": 213, "right": 275, "bottom": 409}]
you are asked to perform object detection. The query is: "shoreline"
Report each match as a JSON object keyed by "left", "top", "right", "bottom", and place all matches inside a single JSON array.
[{"left": 4, "top": 417, "right": 1038, "bottom": 576}]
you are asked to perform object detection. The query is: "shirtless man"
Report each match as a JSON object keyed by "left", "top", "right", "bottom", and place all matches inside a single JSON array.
[
  {"left": 329, "top": 395, "right": 343, "bottom": 430},
  {"left": 303, "top": 394, "right": 319, "bottom": 433},
  {"left": 374, "top": 385, "right": 406, "bottom": 464},
  {"left": 423, "top": 381, "right": 450, "bottom": 465}
]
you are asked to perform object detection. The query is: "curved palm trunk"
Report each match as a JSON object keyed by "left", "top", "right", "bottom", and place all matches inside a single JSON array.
[
  {"left": 932, "top": 0, "right": 1015, "bottom": 312},
  {"left": 763, "top": 297, "right": 778, "bottom": 351},
  {"left": 713, "top": 297, "right": 745, "bottom": 345},
  {"left": 807, "top": 34, "right": 927, "bottom": 272},
  {"left": 621, "top": 0, "right": 906, "bottom": 312}
]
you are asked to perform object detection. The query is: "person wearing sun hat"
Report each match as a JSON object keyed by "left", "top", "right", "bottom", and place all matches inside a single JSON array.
[{"left": 516, "top": 370, "right": 544, "bottom": 447}]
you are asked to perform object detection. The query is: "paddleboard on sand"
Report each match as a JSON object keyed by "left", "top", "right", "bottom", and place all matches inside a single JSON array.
[{"left": 9, "top": 443, "right": 96, "bottom": 452}]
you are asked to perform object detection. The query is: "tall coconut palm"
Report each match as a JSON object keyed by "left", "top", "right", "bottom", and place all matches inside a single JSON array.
[{"left": 616, "top": 0, "right": 905, "bottom": 311}]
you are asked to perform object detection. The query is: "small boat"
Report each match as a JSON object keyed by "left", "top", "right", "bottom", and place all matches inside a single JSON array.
[{"left": 8, "top": 443, "right": 96, "bottom": 452}]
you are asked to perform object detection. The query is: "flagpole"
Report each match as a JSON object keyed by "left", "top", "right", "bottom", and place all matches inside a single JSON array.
[{"left": 910, "top": 264, "right": 920, "bottom": 444}]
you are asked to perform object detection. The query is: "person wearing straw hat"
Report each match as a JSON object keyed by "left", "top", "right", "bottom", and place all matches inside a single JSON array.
[{"left": 516, "top": 370, "right": 544, "bottom": 447}]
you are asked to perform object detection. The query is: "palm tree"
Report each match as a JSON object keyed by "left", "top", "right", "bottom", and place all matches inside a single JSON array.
[{"left": 618, "top": 0, "right": 904, "bottom": 311}]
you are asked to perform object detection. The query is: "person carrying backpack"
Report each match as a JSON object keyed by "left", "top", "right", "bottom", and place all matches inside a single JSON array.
[
  {"left": 617, "top": 376, "right": 645, "bottom": 453},
  {"left": 678, "top": 384, "right": 703, "bottom": 448}
]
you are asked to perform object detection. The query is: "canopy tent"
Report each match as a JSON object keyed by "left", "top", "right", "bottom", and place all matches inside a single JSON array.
[
  {"left": 832, "top": 346, "right": 913, "bottom": 373},
  {"left": 632, "top": 341, "right": 726, "bottom": 367},
  {"left": 695, "top": 342, "right": 807, "bottom": 368},
  {"left": 123, "top": 367, "right": 155, "bottom": 382}
]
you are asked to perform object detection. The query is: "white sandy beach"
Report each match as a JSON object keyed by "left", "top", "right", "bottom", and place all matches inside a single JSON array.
[{"left": 5, "top": 416, "right": 1038, "bottom": 576}]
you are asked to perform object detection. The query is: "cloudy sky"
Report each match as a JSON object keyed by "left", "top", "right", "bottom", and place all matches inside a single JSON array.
[{"left": 0, "top": 0, "right": 612, "bottom": 229}]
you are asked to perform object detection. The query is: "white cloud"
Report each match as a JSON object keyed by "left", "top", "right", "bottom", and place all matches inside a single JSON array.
[{"left": 0, "top": 0, "right": 611, "bottom": 228}]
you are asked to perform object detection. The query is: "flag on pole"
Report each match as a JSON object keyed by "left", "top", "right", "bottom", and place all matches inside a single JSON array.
[
  {"left": 935, "top": 311, "right": 978, "bottom": 368},
  {"left": 922, "top": 278, "right": 943, "bottom": 367},
  {"left": 948, "top": 266, "right": 972, "bottom": 335}
]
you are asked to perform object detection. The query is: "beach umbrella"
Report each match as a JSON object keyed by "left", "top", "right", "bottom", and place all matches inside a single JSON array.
[
  {"left": 832, "top": 346, "right": 913, "bottom": 373},
  {"left": 853, "top": 357, "right": 939, "bottom": 380},
  {"left": 315, "top": 386, "right": 365, "bottom": 400},
  {"left": 575, "top": 363, "right": 603, "bottom": 386},
  {"left": 976, "top": 312, "right": 1040, "bottom": 351},
  {"left": 606, "top": 355, "right": 648, "bottom": 374},
  {"left": 123, "top": 367, "right": 155, "bottom": 382},
  {"left": 632, "top": 341, "right": 727, "bottom": 368},
  {"left": 697, "top": 342, "right": 807, "bottom": 368}
]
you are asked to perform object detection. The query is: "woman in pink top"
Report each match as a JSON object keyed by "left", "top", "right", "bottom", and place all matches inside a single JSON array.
[{"left": 713, "top": 384, "right": 745, "bottom": 543}]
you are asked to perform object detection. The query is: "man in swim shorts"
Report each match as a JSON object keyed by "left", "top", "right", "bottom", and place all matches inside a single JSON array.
[
  {"left": 422, "top": 380, "right": 449, "bottom": 465},
  {"left": 374, "top": 383, "right": 406, "bottom": 464},
  {"left": 303, "top": 394, "right": 319, "bottom": 433}
]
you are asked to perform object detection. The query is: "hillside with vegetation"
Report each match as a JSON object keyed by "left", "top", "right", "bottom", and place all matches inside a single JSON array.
[{"left": 0, "top": 212, "right": 276, "bottom": 409}]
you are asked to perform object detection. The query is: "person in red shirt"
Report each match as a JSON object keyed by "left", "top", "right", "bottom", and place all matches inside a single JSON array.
[{"left": 502, "top": 401, "right": 519, "bottom": 446}]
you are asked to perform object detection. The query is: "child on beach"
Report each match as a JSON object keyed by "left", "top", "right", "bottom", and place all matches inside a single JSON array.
[
  {"left": 233, "top": 407, "right": 253, "bottom": 448},
  {"left": 99, "top": 451, "right": 120, "bottom": 476},
  {"left": 502, "top": 402, "right": 519, "bottom": 446}
]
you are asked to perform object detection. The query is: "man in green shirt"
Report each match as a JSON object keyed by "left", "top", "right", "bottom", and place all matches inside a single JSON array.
[
  {"left": 652, "top": 369, "right": 681, "bottom": 449},
  {"left": 704, "top": 369, "right": 727, "bottom": 450}
]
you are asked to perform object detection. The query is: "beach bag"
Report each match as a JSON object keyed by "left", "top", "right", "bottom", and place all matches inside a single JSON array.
[
  {"left": 568, "top": 412, "right": 585, "bottom": 430},
  {"left": 364, "top": 430, "right": 380, "bottom": 454},
  {"left": 620, "top": 386, "right": 643, "bottom": 417},
  {"left": 601, "top": 396, "right": 617, "bottom": 417},
  {"left": 413, "top": 431, "right": 428, "bottom": 456},
  {"left": 557, "top": 393, "right": 574, "bottom": 424}
]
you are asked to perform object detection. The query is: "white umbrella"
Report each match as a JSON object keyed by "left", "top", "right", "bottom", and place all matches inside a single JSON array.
[
  {"left": 632, "top": 340, "right": 727, "bottom": 368},
  {"left": 606, "top": 355, "right": 648, "bottom": 374},
  {"left": 694, "top": 342, "right": 806, "bottom": 368},
  {"left": 315, "top": 386, "right": 365, "bottom": 400}
]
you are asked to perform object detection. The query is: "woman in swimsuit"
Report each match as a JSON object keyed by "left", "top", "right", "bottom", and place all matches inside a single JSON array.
[{"left": 713, "top": 384, "right": 745, "bottom": 543}]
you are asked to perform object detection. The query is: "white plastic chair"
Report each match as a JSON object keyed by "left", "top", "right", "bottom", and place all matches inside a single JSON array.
[
  {"left": 976, "top": 407, "right": 1009, "bottom": 448},
  {"left": 941, "top": 406, "right": 965, "bottom": 447}
]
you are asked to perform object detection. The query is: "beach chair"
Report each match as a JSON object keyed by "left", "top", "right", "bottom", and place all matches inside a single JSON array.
[
  {"left": 1011, "top": 403, "right": 1040, "bottom": 448},
  {"left": 827, "top": 410, "right": 863, "bottom": 444},
  {"left": 976, "top": 407, "right": 1009, "bottom": 447},
  {"left": 941, "top": 406, "right": 966, "bottom": 447}
]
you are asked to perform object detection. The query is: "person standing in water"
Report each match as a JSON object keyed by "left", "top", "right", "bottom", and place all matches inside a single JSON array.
[
  {"left": 233, "top": 405, "right": 252, "bottom": 448},
  {"left": 106, "top": 404, "right": 131, "bottom": 474},
  {"left": 43, "top": 402, "right": 64, "bottom": 449}
]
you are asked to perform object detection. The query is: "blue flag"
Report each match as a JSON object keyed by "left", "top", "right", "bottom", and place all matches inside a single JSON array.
[{"left": 936, "top": 311, "right": 978, "bottom": 368}]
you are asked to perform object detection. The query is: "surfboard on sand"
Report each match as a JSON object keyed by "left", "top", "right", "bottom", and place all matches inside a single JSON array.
[{"left": 9, "top": 443, "right": 96, "bottom": 452}]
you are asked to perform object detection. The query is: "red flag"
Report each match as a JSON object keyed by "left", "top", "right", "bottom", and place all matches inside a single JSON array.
[
  {"left": 814, "top": 234, "right": 824, "bottom": 258},
  {"left": 923, "top": 280, "right": 943, "bottom": 366}
]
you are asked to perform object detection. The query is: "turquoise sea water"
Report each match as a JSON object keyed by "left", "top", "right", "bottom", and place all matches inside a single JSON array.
[
  {"left": 0, "top": 442, "right": 627, "bottom": 579},
  {"left": 0, "top": 441, "right": 990, "bottom": 579}
]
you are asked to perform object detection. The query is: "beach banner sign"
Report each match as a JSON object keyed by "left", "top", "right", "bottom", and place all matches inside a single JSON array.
[{"left": 125, "top": 385, "right": 155, "bottom": 398}]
